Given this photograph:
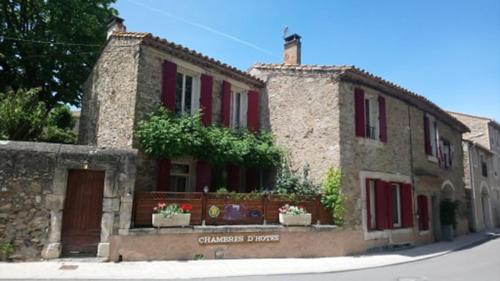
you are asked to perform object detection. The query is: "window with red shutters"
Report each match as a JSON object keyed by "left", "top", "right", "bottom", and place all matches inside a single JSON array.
[
  {"left": 375, "top": 179, "right": 388, "bottom": 230},
  {"left": 354, "top": 88, "right": 365, "bottom": 137},
  {"left": 157, "top": 159, "right": 171, "bottom": 191},
  {"left": 221, "top": 81, "right": 231, "bottom": 127},
  {"left": 199, "top": 74, "right": 213, "bottom": 126},
  {"left": 161, "top": 60, "right": 177, "bottom": 111},
  {"left": 195, "top": 161, "right": 212, "bottom": 192},
  {"left": 417, "top": 195, "right": 429, "bottom": 231},
  {"left": 247, "top": 90, "right": 260, "bottom": 133},
  {"left": 378, "top": 96, "right": 387, "bottom": 142},
  {"left": 400, "top": 183, "right": 413, "bottom": 228},
  {"left": 226, "top": 165, "right": 240, "bottom": 192}
]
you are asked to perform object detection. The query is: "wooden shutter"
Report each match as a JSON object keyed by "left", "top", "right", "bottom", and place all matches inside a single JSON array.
[
  {"left": 423, "top": 115, "right": 432, "bottom": 155},
  {"left": 354, "top": 88, "right": 365, "bottom": 137},
  {"left": 227, "top": 165, "right": 240, "bottom": 192},
  {"left": 386, "top": 183, "right": 394, "bottom": 229},
  {"left": 161, "top": 60, "right": 177, "bottom": 111},
  {"left": 157, "top": 159, "right": 171, "bottom": 191},
  {"left": 221, "top": 81, "right": 231, "bottom": 127},
  {"left": 200, "top": 74, "right": 213, "bottom": 126},
  {"left": 247, "top": 90, "right": 260, "bottom": 133},
  {"left": 417, "top": 195, "right": 429, "bottom": 230},
  {"left": 378, "top": 96, "right": 387, "bottom": 142},
  {"left": 375, "top": 179, "right": 388, "bottom": 230},
  {"left": 245, "top": 167, "right": 259, "bottom": 192},
  {"left": 366, "top": 179, "right": 373, "bottom": 230},
  {"left": 196, "top": 161, "right": 212, "bottom": 192},
  {"left": 400, "top": 183, "right": 413, "bottom": 228}
]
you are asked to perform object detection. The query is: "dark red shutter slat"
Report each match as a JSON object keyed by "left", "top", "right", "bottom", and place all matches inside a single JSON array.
[
  {"left": 386, "top": 183, "right": 394, "bottom": 229},
  {"left": 196, "top": 161, "right": 212, "bottom": 192},
  {"left": 378, "top": 96, "right": 387, "bottom": 142},
  {"left": 200, "top": 74, "right": 213, "bottom": 126},
  {"left": 157, "top": 159, "right": 171, "bottom": 191},
  {"left": 375, "top": 179, "right": 388, "bottom": 230},
  {"left": 401, "top": 183, "right": 413, "bottom": 228},
  {"left": 221, "top": 81, "right": 231, "bottom": 127},
  {"left": 417, "top": 195, "right": 429, "bottom": 230},
  {"left": 355, "top": 88, "right": 365, "bottom": 137},
  {"left": 161, "top": 60, "right": 177, "bottom": 111},
  {"left": 366, "top": 179, "right": 372, "bottom": 230},
  {"left": 424, "top": 115, "right": 432, "bottom": 155},
  {"left": 247, "top": 90, "right": 260, "bottom": 133},
  {"left": 227, "top": 165, "right": 240, "bottom": 192},
  {"left": 245, "top": 167, "right": 259, "bottom": 192}
]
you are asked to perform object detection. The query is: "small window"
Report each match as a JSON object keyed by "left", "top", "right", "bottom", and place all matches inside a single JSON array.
[
  {"left": 481, "top": 154, "right": 488, "bottom": 177},
  {"left": 391, "top": 183, "right": 402, "bottom": 228},
  {"left": 440, "top": 139, "right": 452, "bottom": 169},
  {"left": 364, "top": 97, "right": 379, "bottom": 140},
  {"left": 231, "top": 91, "right": 247, "bottom": 130},
  {"left": 367, "top": 179, "right": 377, "bottom": 230},
  {"left": 170, "top": 163, "right": 190, "bottom": 192},
  {"left": 175, "top": 72, "right": 195, "bottom": 115}
]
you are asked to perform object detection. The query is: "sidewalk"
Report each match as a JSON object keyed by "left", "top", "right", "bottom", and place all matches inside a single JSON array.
[{"left": 0, "top": 229, "right": 498, "bottom": 280}]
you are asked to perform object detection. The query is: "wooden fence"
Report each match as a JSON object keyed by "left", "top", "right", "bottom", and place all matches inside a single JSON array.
[{"left": 132, "top": 192, "right": 333, "bottom": 227}]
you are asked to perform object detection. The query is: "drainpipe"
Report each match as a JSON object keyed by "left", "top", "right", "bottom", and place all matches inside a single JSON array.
[
  {"left": 468, "top": 143, "right": 479, "bottom": 232},
  {"left": 407, "top": 105, "right": 418, "bottom": 241}
]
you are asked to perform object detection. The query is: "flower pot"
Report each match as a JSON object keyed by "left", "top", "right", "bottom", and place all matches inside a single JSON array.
[
  {"left": 152, "top": 213, "right": 191, "bottom": 227},
  {"left": 441, "top": 224, "right": 454, "bottom": 241},
  {"left": 279, "top": 213, "right": 312, "bottom": 226}
]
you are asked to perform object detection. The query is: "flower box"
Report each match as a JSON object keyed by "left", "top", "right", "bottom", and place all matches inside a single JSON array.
[
  {"left": 279, "top": 213, "right": 312, "bottom": 226},
  {"left": 152, "top": 213, "right": 191, "bottom": 227}
]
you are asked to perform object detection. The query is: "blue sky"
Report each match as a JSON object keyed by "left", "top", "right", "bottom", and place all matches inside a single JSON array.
[{"left": 114, "top": 0, "right": 500, "bottom": 120}]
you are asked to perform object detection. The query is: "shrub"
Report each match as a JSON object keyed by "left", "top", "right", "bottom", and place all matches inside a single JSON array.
[
  {"left": 274, "top": 163, "right": 320, "bottom": 195},
  {"left": 321, "top": 168, "right": 345, "bottom": 226}
]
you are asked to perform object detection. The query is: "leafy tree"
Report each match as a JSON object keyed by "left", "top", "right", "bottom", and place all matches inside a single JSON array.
[
  {"left": 321, "top": 168, "right": 345, "bottom": 226},
  {"left": 0, "top": 0, "right": 118, "bottom": 109}
]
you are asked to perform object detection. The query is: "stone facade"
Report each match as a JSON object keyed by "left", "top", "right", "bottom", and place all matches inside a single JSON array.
[
  {"left": 450, "top": 112, "right": 500, "bottom": 230},
  {"left": 0, "top": 141, "right": 136, "bottom": 260},
  {"left": 250, "top": 64, "right": 469, "bottom": 246}
]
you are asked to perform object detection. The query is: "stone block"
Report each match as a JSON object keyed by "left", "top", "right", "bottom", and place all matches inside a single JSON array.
[
  {"left": 41, "top": 243, "right": 61, "bottom": 259},
  {"left": 100, "top": 212, "right": 114, "bottom": 242},
  {"left": 97, "top": 242, "right": 110, "bottom": 258},
  {"left": 102, "top": 198, "right": 120, "bottom": 212},
  {"left": 119, "top": 201, "right": 133, "bottom": 229},
  {"left": 51, "top": 168, "right": 67, "bottom": 195},
  {"left": 45, "top": 194, "right": 64, "bottom": 211},
  {"left": 48, "top": 210, "right": 62, "bottom": 243}
]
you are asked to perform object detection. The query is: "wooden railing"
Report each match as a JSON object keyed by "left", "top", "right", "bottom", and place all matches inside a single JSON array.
[{"left": 132, "top": 192, "right": 333, "bottom": 227}]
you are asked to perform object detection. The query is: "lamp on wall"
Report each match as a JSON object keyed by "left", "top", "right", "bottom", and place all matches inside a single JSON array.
[
  {"left": 203, "top": 185, "right": 209, "bottom": 194},
  {"left": 82, "top": 160, "right": 89, "bottom": 170}
]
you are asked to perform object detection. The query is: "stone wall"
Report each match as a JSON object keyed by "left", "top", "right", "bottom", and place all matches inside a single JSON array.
[{"left": 0, "top": 141, "right": 137, "bottom": 260}]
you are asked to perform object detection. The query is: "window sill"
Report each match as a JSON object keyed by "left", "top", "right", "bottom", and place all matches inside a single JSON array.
[
  {"left": 427, "top": 155, "right": 438, "bottom": 163},
  {"left": 419, "top": 230, "right": 430, "bottom": 236},
  {"left": 357, "top": 137, "right": 384, "bottom": 148}
]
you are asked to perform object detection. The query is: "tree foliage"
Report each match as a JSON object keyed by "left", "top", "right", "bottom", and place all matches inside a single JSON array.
[
  {"left": 136, "top": 107, "right": 283, "bottom": 167},
  {"left": 321, "top": 168, "right": 345, "bottom": 226},
  {"left": 0, "top": 0, "right": 118, "bottom": 109},
  {"left": 274, "top": 163, "right": 320, "bottom": 195}
]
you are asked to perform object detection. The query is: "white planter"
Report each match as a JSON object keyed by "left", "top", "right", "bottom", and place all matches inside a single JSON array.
[
  {"left": 152, "top": 213, "right": 191, "bottom": 227},
  {"left": 279, "top": 213, "right": 312, "bottom": 226}
]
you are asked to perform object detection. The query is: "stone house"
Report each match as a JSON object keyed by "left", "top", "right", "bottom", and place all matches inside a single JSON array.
[
  {"left": 449, "top": 111, "right": 500, "bottom": 230},
  {"left": 249, "top": 34, "right": 470, "bottom": 245},
  {"left": 79, "top": 29, "right": 266, "bottom": 194}
]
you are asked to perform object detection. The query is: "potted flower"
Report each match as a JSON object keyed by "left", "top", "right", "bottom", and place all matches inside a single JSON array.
[
  {"left": 152, "top": 203, "right": 192, "bottom": 227},
  {"left": 278, "top": 204, "right": 312, "bottom": 226}
]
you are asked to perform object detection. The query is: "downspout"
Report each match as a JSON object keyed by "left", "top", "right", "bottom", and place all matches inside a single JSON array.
[
  {"left": 407, "top": 105, "right": 418, "bottom": 241},
  {"left": 468, "top": 143, "right": 478, "bottom": 232}
]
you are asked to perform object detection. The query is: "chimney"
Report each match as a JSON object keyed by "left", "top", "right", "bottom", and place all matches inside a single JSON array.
[
  {"left": 283, "top": 34, "right": 301, "bottom": 65},
  {"left": 107, "top": 16, "right": 126, "bottom": 39}
]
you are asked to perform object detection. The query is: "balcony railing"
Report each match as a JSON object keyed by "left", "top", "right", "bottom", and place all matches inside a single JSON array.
[{"left": 132, "top": 191, "right": 333, "bottom": 227}]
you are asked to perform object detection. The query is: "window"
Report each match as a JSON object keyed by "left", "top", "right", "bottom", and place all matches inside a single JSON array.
[
  {"left": 391, "top": 183, "right": 402, "bottom": 228},
  {"left": 367, "top": 179, "right": 377, "bottom": 230},
  {"left": 481, "top": 154, "right": 488, "bottom": 177},
  {"left": 174, "top": 72, "right": 197, "bottom": 115},
  {"left": 440, "top": 139, "right": 452, "bottom": 169},
  {"left": 231, "top": 91, "right": 247, "bottom": 130},
  {"left": 424, "top": 114, "right": 438, "bottom": 158},
  {"left": 169, "top": 163, "right": 191, "bottom": 192},
  {"left": 364, "top": 97, "right": 379, "bottom": 140}
]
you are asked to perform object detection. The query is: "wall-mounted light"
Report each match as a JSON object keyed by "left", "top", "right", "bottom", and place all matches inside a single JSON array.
[
  {"left": 203, "top": 186, "right": 209, "bottom": 194},
  {"left": 82, "top": 160, "right": 89, "bottom": 170}
]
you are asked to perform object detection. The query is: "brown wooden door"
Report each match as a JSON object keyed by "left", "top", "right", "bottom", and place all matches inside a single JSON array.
[{"left": 61, "top": 169, "right": 105, "bottom": 256}]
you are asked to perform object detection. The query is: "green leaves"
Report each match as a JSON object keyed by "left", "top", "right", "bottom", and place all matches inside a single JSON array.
[
  {"left": 136, "top": 107, "right": 283, "bottom": 167},
  {"left": 321, "top": 168, "right": 345, "bottom": 226},
  {"left": 274, "top": 163, "right": 321, "bottom": 195}
]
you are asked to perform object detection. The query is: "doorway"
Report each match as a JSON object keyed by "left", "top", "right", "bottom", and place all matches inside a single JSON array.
[
  {"left": 431, "top": 196, "right": 441, "bottom": 241},
  {"left": 61, "top": 169, "right": 105, "bottom": 256}
]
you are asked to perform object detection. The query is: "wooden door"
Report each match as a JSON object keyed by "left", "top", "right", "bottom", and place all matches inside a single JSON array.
[{"left": 61, "top": 169, "right": 105, "bottom": 256}]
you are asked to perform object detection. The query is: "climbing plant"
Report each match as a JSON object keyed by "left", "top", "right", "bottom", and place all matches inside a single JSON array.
[{"left": 321, "top": 168, "right": 345, "bottom": 226}]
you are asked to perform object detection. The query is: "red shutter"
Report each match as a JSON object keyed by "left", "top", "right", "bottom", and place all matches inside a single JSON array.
[
  {"left": 400, "top": 183, "right": 413, "bottom": 228},
  {"left": 247, "top": 90, "right": 260, "bottom": 133},
  {"left": 417, "top": 195, "right": 429, "bottom": 230},
  {"left": 423, "top": 115, "right": 432, "bottom": 155},
  {"left": 221, "top": 81, "right": 231, "bottom": 127},
  {"left": 157, "top": 159, "right": 171, "bottom": 191},
  {"left": 196, "top": 161, "right": 212, "bottom": 192},
  {"left": 161, "top": 60, "right": 177, "bottom": 111},
  {"left": 245, "top": 167, "right": 259, "bottom": 192},
  {"left": 366, "top": 179, "right": 373, "bottom": 230},
  {"left": 378, "top": 96, "right": 387, "bottom": 142},
  {"left": 355, "top": 88, "right": 365, "bottom": 137},
  {"left": 386, "top": 183, "right": 394, "bottom": 229},
  {"left": 375, "top": 179, "right": 388, "bottom": 230},
  {"left": 200, "top": 74, "right": 213, "bottom": 126},
  {"left": 227, "top": 165, "right": 240, "bottom": 192}
]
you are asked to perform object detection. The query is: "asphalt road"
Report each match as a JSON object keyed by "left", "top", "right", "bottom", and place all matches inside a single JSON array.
[{"left": 190, "top": 237, "right": 500, "bottom": 281}]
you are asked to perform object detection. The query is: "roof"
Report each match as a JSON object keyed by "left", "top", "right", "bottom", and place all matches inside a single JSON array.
[
  {"left": 251, "top": 63, "right": 469, "bottom": 133},
  {"left": 109, "top": 32, "right": 265, "bottom": 88},
  {"left": 463, "top": 139, "right": 494, "bottom": 155},
  {"left": 447, "top": 111, "right": 500, "bottom": 131}
]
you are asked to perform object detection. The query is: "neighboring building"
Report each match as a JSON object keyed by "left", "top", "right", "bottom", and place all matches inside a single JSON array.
[
  {"left": 249, "top": 34, "right": 470, "bottom": 246},
  {"left": 449, "top": 111, "right": 500, "bottom": 230},
  {"left": 79, "top": 26, "right": 266, "bottom": 194}
]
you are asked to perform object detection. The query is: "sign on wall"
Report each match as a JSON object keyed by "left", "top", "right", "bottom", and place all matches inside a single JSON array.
[{"left": 198, "top": 233, "right": 280, "bottom": 245}]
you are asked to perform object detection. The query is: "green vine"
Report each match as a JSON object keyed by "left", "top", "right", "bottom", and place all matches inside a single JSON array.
[
  {"left": 136, "top": 107, "right": 283, "bottom": 167},
  {"left": 321, "top": 168, "right": 345, "bottom": 226}
]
